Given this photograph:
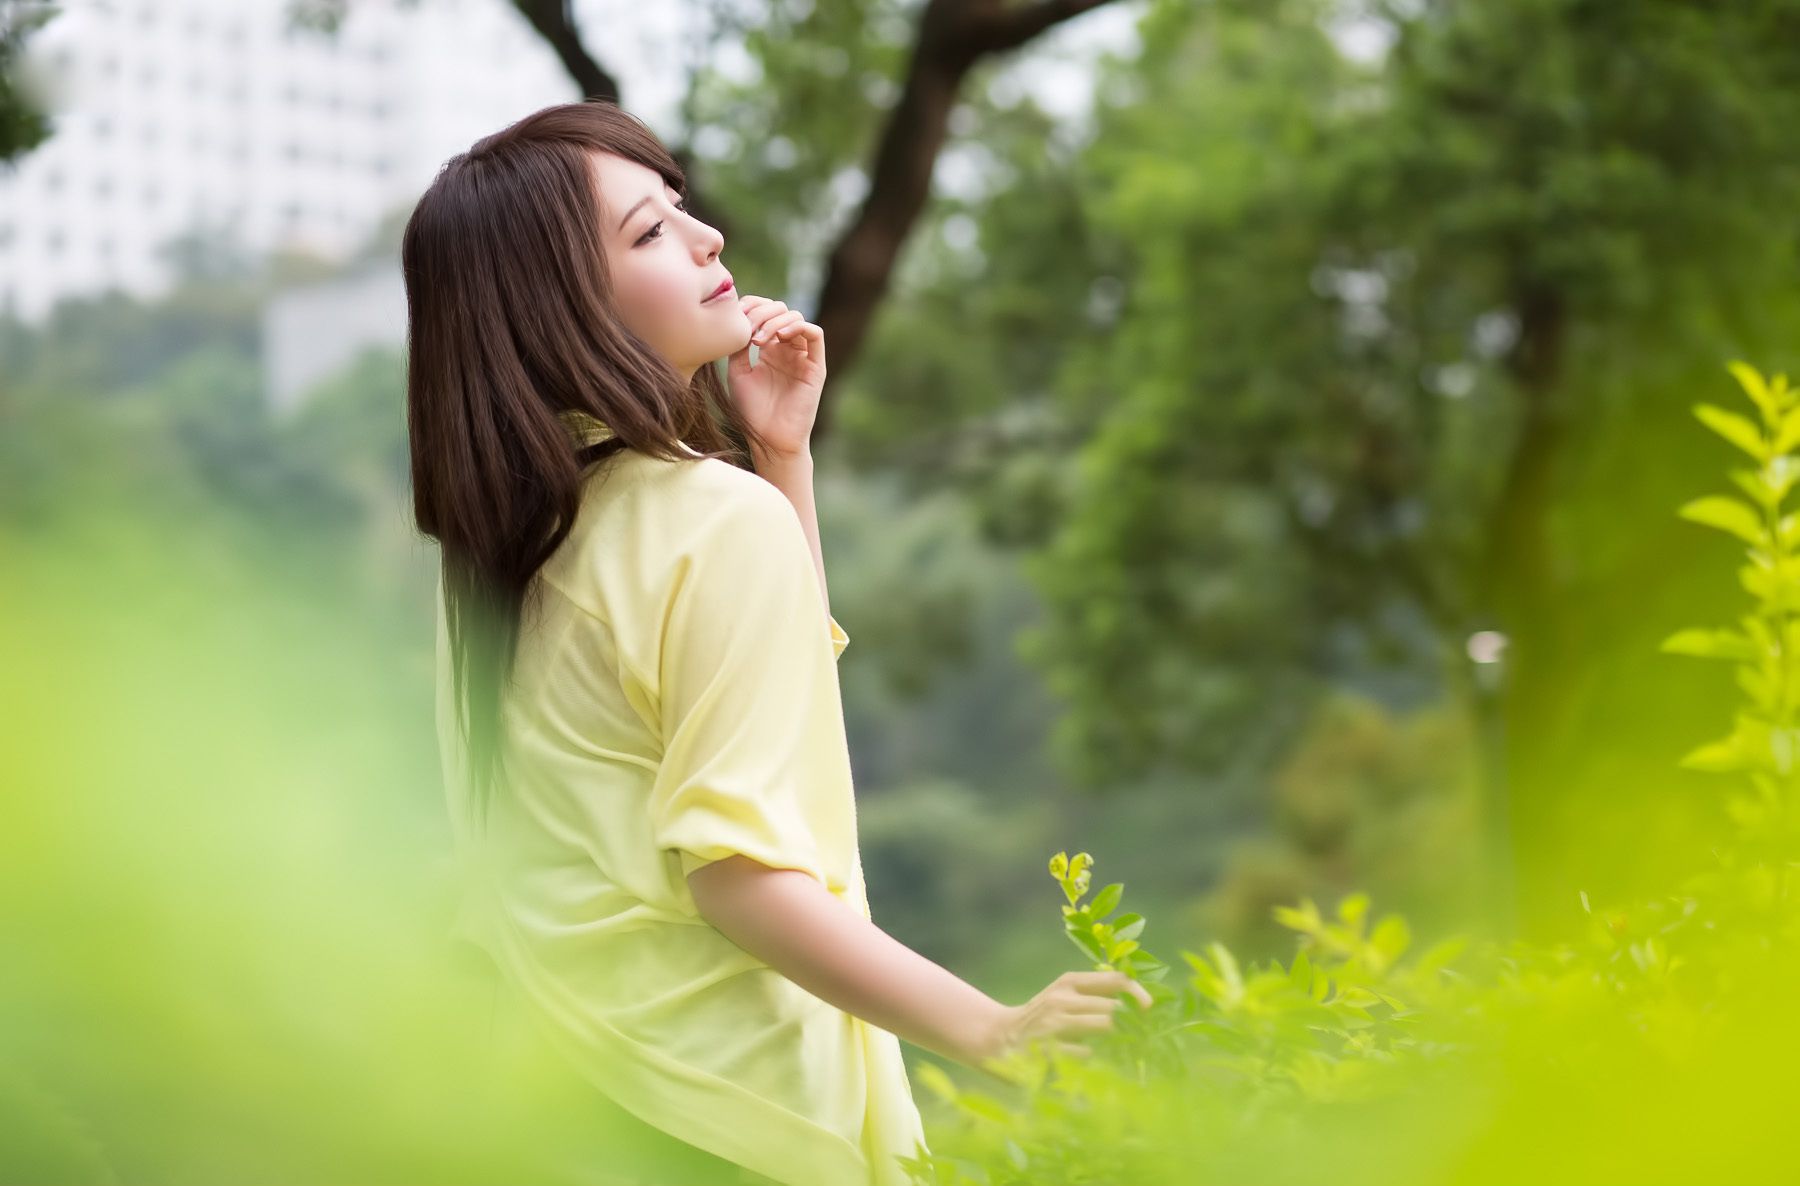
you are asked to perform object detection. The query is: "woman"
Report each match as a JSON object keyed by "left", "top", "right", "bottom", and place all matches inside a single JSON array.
[{"left": 404, "top": 99, "right": 1151, "bottom": 1186}]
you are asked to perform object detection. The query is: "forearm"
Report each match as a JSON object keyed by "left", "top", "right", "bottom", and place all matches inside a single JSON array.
[
  {"left": 689, "top": 857, "right": 1005, "bottom": 1070},
  {"left": 752, "top": 449, "right": 830, "bottom": 621}
]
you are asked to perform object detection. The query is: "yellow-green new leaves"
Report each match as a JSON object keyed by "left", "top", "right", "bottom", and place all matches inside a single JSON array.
[
  {"left": 1273, "top": 892, "right": 1414, "bottom": 976},
  {"left": 1683, "top": 365, "right": 1800, "bottom": 553},
  {"left": 1712, "top": 358, "right": 1800, "bottom": 454},
  {"left": 1048, "top": 851, "right": 1167, "bottom": 981},
  {"left": 1677, "top": 494, "right": 1768, "bottom": 548},
  {"left": 1677, "top": 712, "right": 1800, "bottom": 776},
  {"left": 1727, "top": 359, "right": 1793, "bottom": 424},
  {"left": 1694, "top": 402, "right": 1768, "bottom": 462},
  {"left": 1670, "top": 362, "right": 1800, "bottom": 786},
  {"left": 1048, "top": 850, "right": 1093, "bottom": 905},
  {"left": 1658, "top": 627, "right": 1757, "bottom": 661}
]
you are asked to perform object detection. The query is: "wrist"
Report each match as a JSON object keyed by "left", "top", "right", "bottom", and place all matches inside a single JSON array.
[
  {"left": 964, "top": 998, "right": 1016, "bottom": 1066},
  {"left": 751, "top": 444, "right": 813, "bottom": 474}
]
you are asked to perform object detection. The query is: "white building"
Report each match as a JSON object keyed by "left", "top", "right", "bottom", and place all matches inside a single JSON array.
[{"left": 0, "top": 0, "right": 577, "bottom": 325}]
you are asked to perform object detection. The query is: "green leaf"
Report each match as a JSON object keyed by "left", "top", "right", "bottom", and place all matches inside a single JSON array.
[
  {"left": 1370, "top": 915, "right": 1411, "bottom": 964},
  {"left": 1659, "top": 627, "right": 1758, "bottom": 660},
  {"left": 1729, "top": 361, "right": 1782, "bottom": 423},
  {"left": 956, "top": 1092, "right": 1014, "bottom": 1126},
  {"left": 1208, "top": 941, "right": 1244, "bottom": 997},
  {"left": 1737, "top": 665, "right": 1774, "bottom": 711},
  {"left": 1678, "top": 496, "right": 1768, "bottom": 547},
  {"left": 1068, "top": 927, "right": 1107, "bottom": 963},
  {"left": 1112, "top": 913, "right": 1146, "bottom": 942},
  {"left": 915, "top": 1061, "right": 959, "bottom": 1103},
  {"left": 1288, "top": 949, "right": 1314, "bottom": 994},
  {"left": 1694, "top": 402, "right": 1768, "bottom": 460},
  {"left": 1731, "top": 468, "right": 1778, "bottom": 509},
  {"left": 1088, "top": 882, "right": 1123, "bottom": 920},
  {"left": 1336, "top": 892, "right": 1370, "bottom": 928},
  {"left": 1740, "top": 561, "right": 1776, "bottom": 601},
  {"left": 1679, "top": 736, "right": 1747, "bottom": 773},
  {"left": 1273, "top": 897, "right": 1322, "bottom": 934},
  {"left": 1778, "top": 409, "right": 1800, "bottom": 456}
]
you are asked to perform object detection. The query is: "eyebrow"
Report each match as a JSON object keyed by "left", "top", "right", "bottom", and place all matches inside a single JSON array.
[{"left": 616, "top": 194, "right": 653, "bottom": 233}]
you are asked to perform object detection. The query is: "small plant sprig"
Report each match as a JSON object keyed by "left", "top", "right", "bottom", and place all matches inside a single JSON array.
[
  {"left": 1048, "top": 850, "right": 1170, "bottom": 988},
  {"left": 1663, "top": 360, "right": 1800, "bottom": 862}
]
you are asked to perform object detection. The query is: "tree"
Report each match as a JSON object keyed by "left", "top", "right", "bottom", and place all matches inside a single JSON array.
[
  {"left": 297, "top": 0, "right": 1128, "bottom": 440},
  {"left": 998, "top": 0, "right": 1800, "bottom": 935},
  {"left": 0, "top": 0, "right": 56, "bottom": 164}
]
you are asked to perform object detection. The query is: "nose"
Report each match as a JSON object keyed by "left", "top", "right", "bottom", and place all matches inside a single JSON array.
[{"left": 688, "top": 211, "right": 723, "bottom": 261}]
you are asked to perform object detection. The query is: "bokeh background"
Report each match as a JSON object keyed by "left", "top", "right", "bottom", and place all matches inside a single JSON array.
[{"left": 5, "top": 0, "right": 1800, "bottom": 1181}]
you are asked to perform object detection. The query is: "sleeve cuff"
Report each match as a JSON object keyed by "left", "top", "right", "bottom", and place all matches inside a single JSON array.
[{"left": 828, "top": 614, "right": 849, "bottom": 660}]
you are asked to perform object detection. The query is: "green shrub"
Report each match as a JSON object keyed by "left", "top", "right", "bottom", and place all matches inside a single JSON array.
[{"left": 903, "top": 362, "right": 1800, "bottom": 1186}]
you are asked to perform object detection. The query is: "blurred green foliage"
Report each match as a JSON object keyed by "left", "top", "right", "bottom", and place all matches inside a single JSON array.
[
  {"left": 904, "top": 367, "right": 1800, "bottom": 1186},
  {"left": 6, "top": 0, "right": 1800, "bottom": 1179}
]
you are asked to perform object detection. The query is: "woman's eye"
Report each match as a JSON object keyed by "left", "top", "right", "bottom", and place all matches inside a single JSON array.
[{"left": 637, "top": 200, "right": 689, "bottom": 246}]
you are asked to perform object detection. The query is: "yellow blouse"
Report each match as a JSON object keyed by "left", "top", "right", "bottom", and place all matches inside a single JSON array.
[{"left": 435, "top": 410, "right": 928, "bottom": 1186}]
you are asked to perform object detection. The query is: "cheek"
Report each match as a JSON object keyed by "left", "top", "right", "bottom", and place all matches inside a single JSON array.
[{"left": 618, "top": 259, "right": 695, "bottom": 328}]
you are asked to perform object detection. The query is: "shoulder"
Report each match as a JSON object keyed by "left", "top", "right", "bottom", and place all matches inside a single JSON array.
[
  {"left": 552, "top": 453, "right": 803, "bottom": 593},
  {"left": 618, "top": 451, "right": 800, "bottom": 543}
]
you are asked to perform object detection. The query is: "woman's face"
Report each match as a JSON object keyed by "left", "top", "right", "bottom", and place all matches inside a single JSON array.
[{"left": 592, "top": 151, "right": 751, "bottom": 379}]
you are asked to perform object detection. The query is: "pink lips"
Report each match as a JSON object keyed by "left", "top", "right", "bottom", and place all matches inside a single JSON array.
[{"left": 703, "top": 276, "right": 734, "bottom": 303}]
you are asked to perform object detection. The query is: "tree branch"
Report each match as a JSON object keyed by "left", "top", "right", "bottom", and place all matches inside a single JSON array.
[
  {"left": 810, "top": 0, "right": 1124, "bottom": 442},
  {"left": 509, "top": 0, "right": 1126, "bottom": 444},
  {"left": 510, "top": 0, "right": 620, "bottom": 103}
]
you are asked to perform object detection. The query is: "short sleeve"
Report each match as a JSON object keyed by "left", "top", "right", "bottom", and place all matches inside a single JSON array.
[{"left": 648, "top": 482, "right": 851, "bottom": 888}]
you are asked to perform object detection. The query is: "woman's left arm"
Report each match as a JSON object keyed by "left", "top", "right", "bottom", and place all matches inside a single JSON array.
[
  {"left": 753, "top": 450, "right": 829, "bottom": 621},
  {"left": 729, "top": 294, "right": 833, "bottom": 622}
]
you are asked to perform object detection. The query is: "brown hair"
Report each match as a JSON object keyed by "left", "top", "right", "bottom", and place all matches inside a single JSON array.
[{"left": 403, "top": 99, "right": 769, "bottom": 826}]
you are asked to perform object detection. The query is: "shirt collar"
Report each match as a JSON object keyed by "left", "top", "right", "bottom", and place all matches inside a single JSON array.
[
  {"left": 556, "top": 407, "right": 704, "bottom": 458},
  {"left": 557, "top": 408, "right": 616, "bottom": 446}
]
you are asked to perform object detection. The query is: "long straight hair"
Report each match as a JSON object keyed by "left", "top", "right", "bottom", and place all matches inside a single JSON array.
[{"left": 403, "top": 99, "right": 770, "bottom": 828}]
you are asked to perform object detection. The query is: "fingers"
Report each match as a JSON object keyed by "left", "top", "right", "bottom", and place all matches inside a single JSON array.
[
  {"left": 751, "top": 309, "right": 805, "bottom": 345},
  {"left": 739, "top": 296, "right": 788, "bottom": 339},
  {"left": 1065, "top": 970, "right": 1141, "bottom": 999},
  {"left": 744, "top": 303, "right": 826, "bottom": 370},
  {"left": 1056, "top": 970, "right": 1153, "bottom": 1015}
]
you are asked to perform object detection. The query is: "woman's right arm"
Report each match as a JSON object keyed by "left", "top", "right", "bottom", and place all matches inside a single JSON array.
[{"left": 688, "top": 855, "right": 1151, "bottom": 1077}]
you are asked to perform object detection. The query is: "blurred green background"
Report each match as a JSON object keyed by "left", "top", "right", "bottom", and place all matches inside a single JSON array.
[{"left": 5, "top": 0, "right": 1800, "bottom": 1181}]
